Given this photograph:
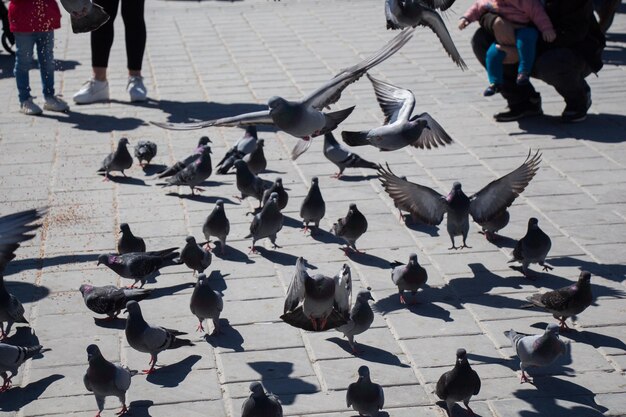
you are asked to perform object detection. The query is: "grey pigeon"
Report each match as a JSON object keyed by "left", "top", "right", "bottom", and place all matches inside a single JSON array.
[
  {"left": 234, "top": 159, "right": 270, "bottom": 208},
  {"left": 337, "top": 289, "right": 375, "bottom": 355},
  {"left": 524, "top": 271, "right": 593, "bottom": 331},
  {"left": 216, "top": 126, "right": 259, "bottom": 175},
  {"left": 323, "top": 132, "right": 378, "bottom": 178},
  {"left": 331, "top": 203, "right": 368, "bottom": 254},
  {"left": 152, "top": 29, "right": 416, "bottom": 160},
  {"left": 0, "top": 275, "right": 27, "bottom": 340},
  {"left": 83, "top": 344, "right": 132, "bottom": 416},
  {"left": 385, "top": 0, "right": 467, "bottom": 69},
  {"left": 504, "top": 323, "right": 567, "bottom": 383},
  {"left": 189, "top": 273, "right": 223, "bottom": 335},
  {"left": 79, "top": 284, "right": 152, "bottom": 319},
  {"left": 391, "top": 253, "right": 428, "bottom": 304},
  {"left": 157, "top": 137, "right": 211, "bottom": 179},
  {"left": 98, "top": 137, "right": 133, "bottom": 181},
  {"left": 346, "top": 365, "right": 385, "bottom": 417},
  {"left": 342, "top": 75, "right": 453, "bottom": 152},
  {"left": 435, "top": 348, "right": 481, "bottom": 417},
  {"left": 509, "top": 217, "right": 552, "bottom": 277},
  {"left": 242, "top": 382, "right": 283, "bottom": 417},
  {"left": 134, "top": 140, "right": 157, "bottom": 167},
  {"left": 261, "top": 177, "right": 289, "bottom": 211},
  {"left": 177, "top": 236, "right": 212, "bottom": 275},
  {"left": 124, "top": 300, "right": 194, "bottom": 374},
  {"left": 116, "top": 223, "right": 146, "bottom": 254},
  {"left": 243, "top": 138, "right": 267, "bottom": 174},
  {"left": 97, "top": 247, "right": 180, "bottom": 288},
  {"left": 282, "top": 257, "right": 351, "bottom": 331},
  {"left": 202, "top": 200, "right": 230, "bottom": 254},
  {"left": 0, "top": 343, "right": 45, "bottom": 392},
  {"left": 162, "top": 145, "right": 212, "bottom": 195},
  {"left": 299, "top": 177, "right": 326, "bottom": 235},
  {"left": 59, "top": 0, "right": 109, "bottom": 33},
  {"left": 378, "top": 150, "right": 541, "bottom": 249},
  {"left": 245, "top": 192, "right": 284, "bottom": 253}
]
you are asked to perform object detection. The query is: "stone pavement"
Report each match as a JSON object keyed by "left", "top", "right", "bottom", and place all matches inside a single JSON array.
[{"left": 1, "top": 0, "right": 625, "bottom": 416}]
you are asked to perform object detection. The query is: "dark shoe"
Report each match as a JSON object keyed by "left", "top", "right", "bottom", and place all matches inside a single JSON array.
[
  {"left": 483, "top": 84, "right": 501, "bottom": 96},
  {"left": 561, "top": 94, "right": 592, "bottom": 123},
  {"left": 516, "top": 72, "right": 530, "bottom": 85},
  {"left": 494, "top": 96, "right": 543, "bottom": 122}
]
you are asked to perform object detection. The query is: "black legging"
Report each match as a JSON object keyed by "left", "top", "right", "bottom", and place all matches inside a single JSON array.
[{"left": 91, "top": 0, "right": 146, "bottom": 71}]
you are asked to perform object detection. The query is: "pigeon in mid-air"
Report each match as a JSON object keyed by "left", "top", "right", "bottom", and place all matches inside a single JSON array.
[
  {"left": 346, "top": 365, "right": 385, "bottom": 417},
  {"left": 157, "top": 137, "right": 211, "bottom": 178},
  {"left": 246, "top": 192, "right": 284, "bottom": 253},
  {"left": 243, "top": 138, "right": 267, "bottom": 174},
  {"left": 124, "top": 300, "right": 194, "bottom": 374},
  {"left": 59, "top": 0, "right": 110, "bottom": 33},
  {"left": 202, "top": 200, "right": 230, "bottom": 254},
  {"left": 151, "top": 29, "right": 416, "bottom": 160},
  {"left": 98, "top": 137, "right": 133, "bottom": 181},
  {"left": 299, "top": 177, "right": 326, "bottom": 235},
  {"left": 337, "top": 289, "right": 375, "bottom": 355},
  {"left": 116, "top": 223, "right": 146, "bottom": 254},
  {"left": 342, "top": 75, "right": 453, "bottom": 152},
  {"left": 323, "top": 132, "right": 378, "bottom": 178},
  {"left": 161, "top": 145, "right": 212, "bottom": 195},
  {"left": 234, "top": 159, "right": 270, "bottom": 209},
  {"left": 216, "top": 126, "right": 259, "bottom": 174},
  {"left": 83, "top": 344, "right": 132, "bottom": 416},
  {"left": 378, "top": 150, "right": 541, "bottom": 249},
  {"left": 242, "top": 382, "right": 283, "bottom": 417},
  {"left": 261, "top": 177, "right": 289, "bottom": 211},
  {"left": 189, "top": 273, "right": 223, "bottom": 336},
  {"left": 391, "top": 253, "right": 428, "bottom": 304},
  {"left": 504, "top": 323, "right": 567, "bottom": 383},
  {"left": 436, "top": 348, "right": 481, "bottom": 417},
  {"left": 509, "top": 217, "right": 552, "bottom": 277},
  {"left": 524, "top": 271, "right": 593, "bottom": 330},
  {"left": 331, "top": 203, "right": 368, "bottom": 254},
  {"left": 0, "top": 343, "right": 46, "bottom": 392},
  {"left": 134, "top": 140, "right": 157, "bottom": 167},
  {"left": 97, "top": 247, "right": 180, "bottom": 288},
  {"left": 79, "top": 284, "right": 152, "bottom": 319},
  {"left": 177, "top": 236, "right": 212, "bottom": 275}
]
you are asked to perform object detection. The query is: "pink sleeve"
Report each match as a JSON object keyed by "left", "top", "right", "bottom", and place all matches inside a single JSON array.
[
  {"left": 463, "top": 0, "right": 491, "bottom": 23},
  {"left": 526, "top": 0, "right": 554, "bottom": 32}
]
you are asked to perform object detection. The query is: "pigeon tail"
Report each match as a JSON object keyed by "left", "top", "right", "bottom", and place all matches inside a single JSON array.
[
  {"left": 525, "top": 293, "right": 546, "bottom": 308},
  {"left": 70, "top": 4, "right": 110, "bottom": 33},
  {"left": 157, "top": 162, "right": 186, "bottom": 178},
  {"left": 169, "top": 337, "right": 195, "bottom": 349},
  {"left": 504, "top": 329, "right": 524, "bottom": 346},
  {"left": 22, "top": 345, "right": 44, "bottom": 360},
  {"left": 350, "top": 155, "right": 378, "bottom": 170},
  {"left": 291, "top": 139, "right": 313, "bottom": 160},
  {"left": 321, "top": 106, "right": 356, "bottom": 135},
  {"left": 341, "top": 131, "right": 370, "bottom": 147}
]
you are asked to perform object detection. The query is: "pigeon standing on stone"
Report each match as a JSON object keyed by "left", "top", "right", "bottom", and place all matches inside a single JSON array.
[
  {"left": 124, "top": 300, "right": 194, "bottom": 374},
  {"left": 299, "top": 177, "right": 326, "bottom": 235},
  {"left": 202, "top": 200, "right": 230, "bottom": 254},
  {"left": 246, "top": 192, "right": 284, "bottom": 253},
  {"left": 337, "top": 289, "right": 375, "bottom": 355},
  {"left": 234, "top": 159, "right": 269, "bottom": 209},
  {"left": 242, "top": 382, "right": 283, "bottom": 417},
  {"left": 83, "top": 344, "right": 132, "bottom": 416},
  {"left": 79, "top": 284, "right": 152, "bottom": 319},
  {"left": 134, "top": 140, "right": 157, "bottom": 167},
  {"left": 323, "top": 132, "right": 378, "bottom": 178},
  {"left": 177, "top": 236, "right": 212, "bottom": 275},
  {"left": 331, "top": 203, "right": 368, "bottom": 254},
  {"left": 243, "top": 138, "right": 267, "bottom": 174},
  {"left": 97, "top": 247, "right": 180, "bottom": 288},
  {"left": 157, "top": 137, "right": 211, "bottom": 179},
  {"left": 116, "top": 223, "right": 146, "bottom": 254},
  {"left": 346, "top": 365, "right": 385, "bottom": 417},
  {"left": 189, "top": 273, "right": 223, "bottom": 336},
  {"left": 509, "top": 217, "right": 552, "bottom": 277},
  {"left": 0, "top": 275, "right": 27, "bottom": 340},
  {"left": 504, "top": 323, "right": 567, "bottom": 383},
  {"left": 98, "top": 137, "right": 133, "bottom": 181},
  {"left": 216, "top": 126, "right": 259, "bottom": 174},
  {"left": 261, "top": 177, "right": 289, "bottom": 211},
  {"left": 162, "top": 145, "right": 212, "bottom": 195},
  {"left": 435, "top": 348, "right": 481, "bottom": 417},
  {"left": 0, "top": 343, "right": 45, "bottom": 392},
  {"left": 391, "top": 253, "right": 428, "bottom": 304}
]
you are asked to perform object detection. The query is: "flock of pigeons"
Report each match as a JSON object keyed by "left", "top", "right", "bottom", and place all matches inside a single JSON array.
[{"left": 0, "top": 2, "right": 600, "bottom": 417}]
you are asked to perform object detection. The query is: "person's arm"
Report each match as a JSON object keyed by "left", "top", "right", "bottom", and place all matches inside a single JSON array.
[
  {"left": 549, "top": 0, "right": 593, "bottom": 47},
  {"left": 526, "top": 0, "right": 556, "bottom": 41}
]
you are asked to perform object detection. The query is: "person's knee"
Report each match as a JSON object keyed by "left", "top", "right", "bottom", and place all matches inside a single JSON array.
[{"left": 534, "top": 50, "right": 582, "bottom": 84}]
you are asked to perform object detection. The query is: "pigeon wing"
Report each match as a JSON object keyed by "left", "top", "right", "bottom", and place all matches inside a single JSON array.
[
  {"left": 151, "top": 110, "right": 274, "bottom": 131},
  {"left": 142, "top": 325, "right": 169, "bottom": 352},
  {"left": 419, "top": 8, "right": 467, "bottom": 69},
  {"left": 284, "top": 257, "right": 308, "bottom": 313},
  {"left": 421, "top": 0, "right": 457, "bottom": 11},
  {"left": 410, "top": 113, "right": 454, "bottom": 149},
  {"left": 114, "top": 364, "right": 131, "bottom": 392},
  {"left": 333, "top": 266, "right": 352, "bottom": 316},
  {"left": 0, "top": 207, "right": 47, "bottom": 273},
  {"left": 367, "top": 74, "right": 415, "bottom": 125},
  {"left": 541, "top": 286, "right": 576, "bottom": 311}
]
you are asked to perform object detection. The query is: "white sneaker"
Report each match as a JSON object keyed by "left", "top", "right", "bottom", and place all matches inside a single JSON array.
[
  {"left": 127, "top": 76, "right": 147, "bottom": 102},
  {"left": 44, "top": 95, "right": 70, "bottom": 112},
  {"left": 73, "top": 79, "right": 110, "bottom": 104},
  {"left": 20, "top": 97, "right": 43, "bottom": 115}
]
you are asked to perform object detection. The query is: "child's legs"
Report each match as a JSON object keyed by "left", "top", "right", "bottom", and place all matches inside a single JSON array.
[
  {"left": 515, "top": 27, "right": 539, "bottom": 75},
  {"left": 485, "top": 42, "right": 505, "bottom": 85},
  {"left": 35, "top": 32, "right": 56, "bottom": 98},
  {"left": 13, "top": 33, "right": 36, "bottom": 103}
]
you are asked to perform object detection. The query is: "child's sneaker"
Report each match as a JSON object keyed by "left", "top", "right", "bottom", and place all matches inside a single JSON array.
[
  {"left": 516, "top": 72, "right": 530, "bottom": 85},
  {"left": 20, "top": 97, "right": 43, "bottom": 115},
  {"left": 73, "top": 79, "right": 110, "bottom": 104},
  {"left": 44, "top": 95, "right": 70, "bottom": 112},
  {"left": 483, "top": 84, "right": 501, "bottom": 97},
  {"left": 127, "top": 76, "right": 147, "bottom": 102}
]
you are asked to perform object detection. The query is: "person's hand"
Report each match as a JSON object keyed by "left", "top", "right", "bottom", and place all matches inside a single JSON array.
[
  {"left": 458, "top": 17, "right": 470, "bottom": 30},
  {"left": 492, "top": 16, "right": 516, "bottom": 46},
  {"left": 542, "top": 29, "right": 556, "bottom": 42},
  {"left": 496, "top": 44, "right": 519, "bottom": 64}
]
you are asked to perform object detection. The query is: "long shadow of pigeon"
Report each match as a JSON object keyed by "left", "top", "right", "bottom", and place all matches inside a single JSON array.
[
  {"left": 146, "top": 354, "right": 201, "bottom": 387},
  {"left": 128, "top": 400, "right": 154, "bottom": 417},
  {"left": 0, "top": 374, "right": 64, "bottom": 411},
  {"left": 282, "top": 215, "right": 304, "bottom": 229},
  {"left": 338, "top": 174, "right": 378, "bottom": 182},
  {"left": 205, "top": 319, "right": 244, "bottom": 352},
  {"left": 0, "top": 281, "right": 49, "bottom": 304},
  {"left": 165, "top": 192, "right": 231, "bottom": 204},
  {"left": 482, "top": 232, "right": 517, "bottom": 249},
  {"left": 142, "top": 164, "right": 168, "bottom": 176},
  {"left": 373, "top": 292, "right": 453, "bottom": 322},
  {"left": 309, "top": 228, "right": 344, "bottom": 245},
  {"left": 325, "top": 337, "right": 410, "bottom": 368},
  {"left": 248, "top": 361, "right": 318, "bottom": 405},
  {"left": 345, "top": 251, "right": 390, "bottom": 269},
  {"left": 213, "top": 246, "right": 254, "bottom": 264},
  {"left": 94, "top": 317, "right": 127, "bottom": 329},
  {"left": 4, "top": 327, "right": 42, "bottom": 346},
  {"left": 5, "top": 252, "right": 99, "bottom": 275},
  {"left": 153, "top": 100, "right": 272, "bottom": 128},
  {"left": 547, "top": 256, "right": 626, "bottom": 284},
  {"left": 255, "top": 247, "right": 301, "bottom": 266},
  {"left": 151, "top": 282, "right": 195, "bottom": 299},
  {"left": 404, "top": 219, "right": 440, "bottom": 237},
  {"left": 100, "top": 175, "right": 148, "bottom": 186},
  {"left": 39, "top": 111, "right": 145, "bottom": 133},
  {"left": 436, "top": 401, "right": 484, "bottom": 417}
]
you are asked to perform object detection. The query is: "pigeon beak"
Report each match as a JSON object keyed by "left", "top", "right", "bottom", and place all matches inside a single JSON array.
[
  {"left": 368, "top": 294, "right": 375, "bottom": 301},
  {"left": 123, "top": 308, "right": 128, "bottom": 314},
  {"left": 96, "top": 261, "right": 101, "bottom": 266}
]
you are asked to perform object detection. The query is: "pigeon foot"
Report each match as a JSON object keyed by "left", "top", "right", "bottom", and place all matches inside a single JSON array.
[
  {"left": 196, "top": 322, "right": 205, "bottom": 332},
  {"left": 330, "top": 172, "right": 342, "bottom": 179},
  {"left": 115, "top": 405, "right": 129, "bottom": 416},
  {"left": 520, "top": 372, "right": 531, "bottom": 383},
  {"left": 399, "top": 294, "right": 407, "bottom": 304},
  {"left": 541, "top": 263, "right": 553, "bottom": 271},
  {"left": 248, "top": 246, "right": 258, "bottom": 254}
]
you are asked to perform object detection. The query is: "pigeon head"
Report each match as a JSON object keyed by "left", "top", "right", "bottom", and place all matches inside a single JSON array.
[
  {"left": 267, "top": 96, "right": 286, "bottom": 110},
  {"left": 545, "top": 323, "right": 560, "bottom": 336},
  {"left": 275, "top": 177, "right": 283, "bottom": 186},
  {"left": 201, "top": 145, "right": 212, "bottom": 155},
  {"left": 86, "top": 344, "right": 102, "bottom": 361},
  {"left": 340, "top": 264, "right": 351, "bottom": 282},
  {"left": 269, "top": 192, "right": 279, "bottom": 203},
  {"left": 257, "top": 138, "right": 265, "bottom": 147},
  {"left": 245, "top": 125, "right": 258, "bottom": 138},
  {"left": 412, "top": 118, "right": 429, "bottom": 130},
  {"left": 455, "top": 348, "right": 468, "bottom": 363},
  {"left": 97, "top": 254, "right": 109, "bottom": 266},
  {"left": 215, "top": 200, "right": 224, "bottom": 207},
  {"left": 79, "top": 284, "right": 94, "bottom": 295},
  {"left": 125, "top": 300, "right": 141, "bottom": 315},
  {"left": 234, "top": 159, "right": 247, "bottom": 169},
  {"left": 249, "top": 382, "right": 265, "bottom": 397},
  {"left": 311, "top": 177, "right": 319, "bottom": 185},
  {"left": 120, "top": 223, "right": 131, "bottom": 233},
  {"left": 528, "top": 217, "right": 539, "bottom": 229},
  {"left": 118, "top": 137, "right": 130, "bottom": 147},
  {"left": 198, "top": 136, "right": 211, "bottom": 146},
  {"left": 357, "top": 365, "right": 371, "bottom": 379},
  {"left": 446, "top": 182, "right": 463, "bottom": 202},
  {"left": 349, "top": 203, "right": 358, "bottom": 213},
  {"left": 408, "top": 253, "right": 418, "bottom": 264},
  {"left": 357, "top": 289, "right": 374, "bottom": 302},
  {"left": 185, "top": 236, "right": 197, "bottom": 245},
  {"left": 578, "top": 270, "right": 591, "bottom": 284},
  {"left": 196, "top": 273, "right": 208, "bottom": 284}
]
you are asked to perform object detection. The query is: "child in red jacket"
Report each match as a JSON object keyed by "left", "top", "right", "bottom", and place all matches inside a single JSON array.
[{"left": 8, "top": 0, "right": 69, "bottom": 115}]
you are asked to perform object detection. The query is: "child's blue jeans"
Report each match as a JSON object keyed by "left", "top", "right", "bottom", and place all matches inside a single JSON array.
[
  {"left": 485, "top": 26, "right": 539, "bottom": 85},
  {"left": 13, "top": 31, "right": 56, "bottom": 104}
]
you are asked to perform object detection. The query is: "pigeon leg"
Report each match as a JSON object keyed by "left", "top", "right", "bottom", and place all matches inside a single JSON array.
[
  {"left": 115, "top": 404, "right": 129, "bottom": 416},
  {"left": 399, "top": 292, "right": 407, "bottom": 304},
  {"left": 558, "top": 317, "right": 571, "bottom": 331},
  {"left": 102, "top": 172, "right": 110, "bottom": 182},
  {"left": 94, "top": 413, "right": 102, "bottom": 417},
  {"left": 196, "top": 320, "right": 205, "bottom": 332},
  {"left": 520, "top": 371, "right": 531, "bottom": 383},
  {"left": 211, "top": 318, "right": 221, "bottom": 336},
  {"left": 410, "top": 291, "right": 419, "bottom": 305},
  {"left": 309, "top": 316, "right": 318, "bottom": 331},
  {"left": 330, "top": 172, "right": 342, "bottom": 179},
  {"left": 0, "top": 326, "right": 6, "bottom": 341},
  {"left": 203, "top": 241, "right": 212, "bottom": 251},
  {"left": 463, "top": 400, "right": 475, "bottom": 416},
  {"left": 248, "top": 245, "right": 258, "bottom": 254},
  {"left": 448, "top": 236, "right": 458, "bottom": 250},
  {"left": 143, "top": 355, "right": 157, "bottom": 374},
  {"left": 122, "top": 171, "right": 127, "bottom": 177},
  {"left": 195, "top": 187, "right": 205, "bottom": 193},
  {"left": 348, "top": 336, "right": 362, "bottom": 355},
  {"left": 319, "top": 316, "right": 328, "bottom": 331},
  {"left": 540, "top": 262, "right": 553, "bottom": 271}
]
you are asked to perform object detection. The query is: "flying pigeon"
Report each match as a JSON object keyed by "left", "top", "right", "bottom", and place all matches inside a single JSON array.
[
  {"left": 216, "top": 126, "right": 259, "bottom": 174},
  {"left": 83, "top": 344, "right": 132, "bottom": 417},
  {"left": 134, "top": 140, "right": 157, "bottom": 167},
  {"left": 189, "top": 273, "right": 223, "bottom": 335},
  {"left": 299, "top": 177, "right": 326, "bottom": 234},
  {"left": 234, "top": 159, "right": 270, "bottom": 208},
  {"left": 346, "top": 365, "right": 385, "bottom": 417},
  {"left": 245, "top": 192, "right": 284, "bottom": 253},
  {"left": 98, "top": 137, "right": 133, "bottom": 181},
  {"left": 161, "top": 145, "right": 212, "bottom": 195},
  {"left": 331, "top": 203, "right": 368, "bottom": 254},
  {"left": 436, "top": 348, "right": 481, "bottom": 417},
  {"left": 97, "top": 247, "right": 180, "bottom": 288},
  {"left": 0, "top": 343, "right": 45, "bottom": 392},
  {"left": 202, "top": 200, "right": 230, "bottom": 254},
  {"left": 509, "top": 217, "right": 552, "bottom": 277},
  {"left": 323, "top": 132, "right": 378, "bottom": 178},
  {"left": 242, "top": 382, "right": 283, "bottom": 417},
  {"left": 391, "top": 253, "right": 428, "bottom": 304},
  {"left": 177, "top": 236, "right": 212, "bottom": 275},
  {"left": 261, "top": 177, "right": 289, "bottom": 211},
  {"left": 157, "top": 137, "right": 211, "bottom": 179},
  {"left": 337, "top": 289, "right": 375, "bottom": 355},
  {"left": 79, "top": 284, "right": 152, "bottom": 319},
  {"left": 117, "top": 223, "right": 146, "bottom": 254},
  {"left": 243, "top": 138, "right": 267, "bottom": 174}
]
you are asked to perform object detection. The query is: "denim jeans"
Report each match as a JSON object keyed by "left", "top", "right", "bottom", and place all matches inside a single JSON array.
[
  {"left": 13, "top": 31, "right": 56, "bottom": 103},
  {"left": 485, "top": 27, "right": 539, "bottom": 85}
]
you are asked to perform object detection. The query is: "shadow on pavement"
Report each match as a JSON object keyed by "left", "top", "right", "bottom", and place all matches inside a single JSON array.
[
  {"left": 128, "top": 400, "right": 154, "bottom": 417},
  {"left": 326, "top": 337, "right": 410, "bottom": 368},
  {"left": 205, "top": 319, "right": 244, "bottom": 352},
  {"left": 248, "top": 361, "right": 318, "bottom": 405},
  {"left": 515, "top": 113, "right": 626, "bottom": 143},
  {"left": 0, "top": 374, "right": 64, "bottom": 412},
  {"left": 147, "top": 354, "right": 201, "bottom": 387},
  {"left": 39, "top": 111, "right": 146, "bottom": 133}
]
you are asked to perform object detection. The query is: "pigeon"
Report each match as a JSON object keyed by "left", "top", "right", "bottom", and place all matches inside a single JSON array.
[
  {"left": 0, "top": 275, "right": 27, "bottom": 340},
  {"left": 478, "top": 209, "right": 510, "bottom": 241},
  {"left": 161, "top": 145, "right": 212, "bottom": 195},
  {"left": 378, "top": 150, "right": 541, "bottom": 249},
  {"left": 243, "top": 138, "right": 267, "bottom": 174},
  {"left": 189, "top": 273, "right": 223, "bottom": 335},
  {"left": 98, "top": 137, "right": 133, "bottom": 181},
  {"left": 385, "top": 0, "right": 467, "bottom": 69},
  {"left": 342, "top": 75, "right": 453, "bottom": 152},
  {"left": 346, "top": 365, "right": 385, "bottom": 417},
  {"left": 337, "top": 289, "right": 375, "bottom": 355},
  {"left": 157, "top": 137, "right": 211, "bottom": 179},
  {"left": 435, "top": 348, "right": 481, "bottom": 417},
  {"left": 509, "top": 217, "right": 552, "bottom": 277},
  {"left": 323, "top": 132, "right": 378, "bottom": 179},
  {"left": 83, "top": 344, "right": 132, "bottom": 417},
  {"left": 245, "top": 192, "right": 284, "bottom": 253},
  {"left": 216, "top": 126, "right": 259, "bottom": 174},
  {"left": 242, "top": 382, "right": 283, "bottom": 417},
  {"left": 59, "top": 0, "right": 110, "bottom": 33},
  {"left": 124, "top": 300, "right": 194, "bottom": 374},
  {"left": 0, "top": 343, "right": 45, "bottom": 392},
  {"left": 116, "top": 223, "right": 146, "bottom": 254},
  {"left": 331, "top": 203, "right": 368, "bottom": 254},
  {"left": 282, "top": 257, "right": 351, "bottom": 331},
  {"left": 235, "top": 159, "right": 270, "bottom": 209},
  {"left": 79, "top": 284, "right": 152, "bottom": 319},
  {"left": 261, "top": 177, "right": 289, "bottom": 211},
  {"left": 504, "top": 323, "right": 567, "bottom": 383},
  {"left": 524, "top": 271, "right": 593, "bottom": 331},
  {"left": 202, "top": 200, "right": 230, "bottom": 254},
  {"left": 299, "top": 177, "right": 326, "bottom": 234},
  {"left": 97, "top": 247, "right": 180, "bottom": 288},
  {"left": 133, "top": 140, "right": 157, "bottom": 167},
  {"left": 152, "top": 29, "right": 416, "bottom": 160},
  {"left": 177, "top": 236, "right": 212, "bottom": 275},
  {"left": 391, "top": 253, "right": 428, "bottom": 304}
]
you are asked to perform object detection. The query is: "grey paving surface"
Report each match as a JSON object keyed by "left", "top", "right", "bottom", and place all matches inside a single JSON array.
[{"left": 1, "top": 0, "right": 625, "bottom": 416}]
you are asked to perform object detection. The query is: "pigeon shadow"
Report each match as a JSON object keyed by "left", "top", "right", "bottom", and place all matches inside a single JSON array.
[
  {"left": 205, "top": 319, "right": 244, "bottom": 352},
  {"left": 93, "top": 317, "right": 127, "bottom": 330},
  {"left": 337, "top": 174, "right": 378, "bottom": 182},
  {"left": 0, "top": 281, "right": 49, "bottom": 304},
  {"left": 467, "top": 349, "right": 574, "bottom": 377},
  {"left": 309, "top": 228, "right": 345, "bottom": 245},
  {"left": 482, "top": 232, "right": 517, "bottom": 249},
  {"left": 0, "top": 57, "right": 79, "bottom": 80},
  {"left": 206, "top": 270, "right": 228, "bottom": 293},
  {"left": 547, "top": 256, "right": 626, "bottom": 284},
  {"left": 128, "top": 400, "right": 154, "bottom": 417},
  {"left": 326, "top": 337, "right": 410, "bottom": 368},
  {"left": 165, "top": 192, "right": 232, "bottom": 204},
  {"left": 0, "top": 374, "right": 64, "bottom": 412},
  {"left": 101, "top": 174, "right": 148, "bottom": 186},
  {"left": 514, "top": 113, "right": 626, "bottom": 143},
  {"left": 404, "top": 218, "right": 440, "bottom": 237},
  {"left": 282, "top": 215, "right": 304, "bottom": 229},
  {"left": 248, "top": 361, "right": 319, "bottom": 405},
  {"left": 146, "top": 354, "right": 201, "bottom": 387},
  {"left": 151, "top": 282, "right": 195, "bottom": 299},
  {"left": 38, "top": 111, "right": 146, "bottom": 133},
  {"left": 4, "top": 327, "right": 42, "bottom": 346},
  {"left": 345, "top": 250, "right": 390, "bottom": 269},
  {"left": 213, "top": 245, "right": 254, "bottom": 264},
  {"left": 436, "top": 401, "right": 484, "bottom": 417},
  {"left": 142, "top": 164, "right": 168, "bottom": 176},
  {"left": 372, "top": 287, "right": 456, "bottom": 322},
  {"left": 5, "top": 252, "right": 100, "bottom": 275},
  {"left": 546, "top": 327, "right": 626, "bottom": 353},
  {"left": 255, "top": 247, "right": 301, "bottom": 266}
]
